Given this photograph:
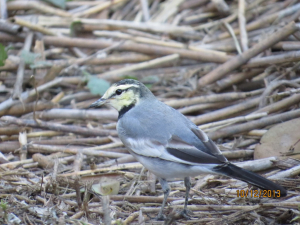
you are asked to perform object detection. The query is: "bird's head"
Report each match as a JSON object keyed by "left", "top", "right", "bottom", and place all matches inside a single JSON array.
[{"left": 89, "top": 79, "right": 154, "bottom": 112}]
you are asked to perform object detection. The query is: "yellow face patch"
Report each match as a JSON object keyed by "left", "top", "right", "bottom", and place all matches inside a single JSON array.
[{"left": 102, "top": 84, "right": 139, "bottom": 111}]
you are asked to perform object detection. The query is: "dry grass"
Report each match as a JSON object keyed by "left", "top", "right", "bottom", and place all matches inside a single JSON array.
[{"left": 1, "top": 0, "right": 300, "bottom": 224}]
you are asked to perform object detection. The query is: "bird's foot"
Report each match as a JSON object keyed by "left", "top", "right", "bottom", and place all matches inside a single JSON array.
[
  {"left": 179, "top": 209, "right": 192, "bottom": 220},
  {"left": 154, "top": 213, "right": 167, "bottom": 221},
  {"left": 163, "top": 209, "right": 193, "bottom": 224}
]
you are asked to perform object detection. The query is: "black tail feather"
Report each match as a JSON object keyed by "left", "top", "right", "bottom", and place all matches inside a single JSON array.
[{"left": 213, "top": 163, "right": 287, "bottom": 197}]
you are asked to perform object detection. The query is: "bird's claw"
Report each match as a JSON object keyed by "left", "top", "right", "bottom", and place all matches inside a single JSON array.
[
  {"left": 155, "top": 214, "right": 167, "bottom": 221},
  {"left": 179, "top": 209, "right": 192, "bottom": 220}
]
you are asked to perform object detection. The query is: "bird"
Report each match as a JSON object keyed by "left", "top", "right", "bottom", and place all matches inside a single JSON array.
[{"left": 89, "top": 79, "right": 287, "bottom": 220}]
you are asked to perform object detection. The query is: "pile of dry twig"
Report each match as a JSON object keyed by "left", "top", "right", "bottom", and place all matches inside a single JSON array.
[{"left": 1, "top": 0, "right": 300, "bottom": 224}]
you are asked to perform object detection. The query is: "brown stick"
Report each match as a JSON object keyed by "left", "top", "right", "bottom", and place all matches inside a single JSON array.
[
  {"left": 268, "top": 164, "right": 300, "bottom": 179},
  {"left": 0, "top": 21, "right": 22, "bottom": 34},
  {"left": 179, "top": 0, "right": 209, "bottom": 11},
  {"left": 198, "top": 22, "right": 299, "bottom": 87},
  {"left": 0, "top": 101, "right": 55, "bottom": 117},
  {"left": 73, "top": 0, "right": 128, "bottom": 17},
  {"left": 208, "top": 108, "right": 300, "bottom": 140},
  {"left": 28, "top": 144, "right": 127, "bottom": 158},
  {"left": 244, "top": 51, "right": 300, "bottom": 68},
  {"left": 43, "top": 36, "right": 230, "bottom": 63},
  {"left": 7, "top": 1, "right": 72, "bottom": 17},
  {"left": 35, "top": 109, "right": 118, "bottom": 121},
  {"left": 0, "top": 137, "right": 112, "bottom": 153},
  {"left": 273, "top": 41, "right": 300, "bottom": 51},
  {"left": 238, "top": 0, "right": 248, "bottom": 52},
  {"left": 13, "top": 32, "right": 34, "bottom": 99},
  {"left": 207, "top": 2, "right": 300, "bottom": 42},
  {"left": 258, "top": 80, "right": 300, "bottom": 108},
  {"left": 179, "top": 102, "right": 229, "bottom": 115},
  {"left": 0, "top": 116, "right": 118, "bottom": 137},
  {"left": 12, "top": 18, "right": 56, "bottom": 36},
  {"left": 0, "top": 31, "right": 23, "bottom": 42},
  {"left": 254, "top": 93, "right": 300, "bottom": 115},
  {"left": 207, "top": 205, "right": 261, "bottom": 225},
  {"left": 222, "top": 150, "right": 253, "bottom": 159},
  {"left": 165, "top": 90, "right": 262, "bottom": 108},
  {"left": 98, "top": 54, "right": 180, "bottom": 80},
  {"left": 215, "top": 69, "right": 263, "bottom": 91},
  {"left": 1, "top": 53, "right": 154, "bottom": 71},
  {"left": 141, "top": 202, "right": 300, "bottom": 212},
  {"left": 192, "top": 97, "right": 260, "bottom": 125},
  {"left": 32, "top": 153, "right": 55, "bottom": 169},
  {"left": 0, "top": 78, "right": 63, "bottom": 112}
]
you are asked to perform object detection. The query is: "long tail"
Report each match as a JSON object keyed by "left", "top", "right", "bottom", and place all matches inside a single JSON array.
[{"left": 213, "top": 163, "right": 287, "bottom": 197}]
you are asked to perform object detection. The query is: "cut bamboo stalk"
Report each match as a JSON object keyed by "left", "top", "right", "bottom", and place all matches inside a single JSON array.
[
  {"left": 79, "top": 18, "right": 194, "bottom": 34},
  {"left": 268, "top": 164, "right": 300, "bottom": 179},
  {"left": 73, "top": 0, "right": 129, "bottom": 18},
  {"left": 28, "top": 144, "right": 128, "bottom": 158},
  {"left": 7, "top": 1, "right": 72, "bottom": 17},
  {"left": 0, "top": 78, "right": 64, "bottom": 112},
  {"left": 238, "top": 0, "right": 248, "bottom": 52},
  {"left": 43, "top": 36, "right": 230, "bottom": 63},
  {"left": 199, "top": 112, "right": 267, "bottom": 130},
  {"left": 198, "top": 22, "right": 299, "bottom": 87},
  {"left": 12, "top": 17, "right": 56, "bottom": 36},
  {"left": 98, "top": 54, "right": 180, "bottom": 80},
  {"left": 165, "top": 90, "right": 262, "bottom": 108},
  {"left": 35, "top": 109, "right": 118, "bottom": 121},
  {"left": 207, "top": 2, "right": 300, "bottom": 42},
  {"left": 192, "top": 97, "right": 260, "bottom": 125},
  {"left": 208, "top": 108, "right": 300, "bottom": 140},
  {"left": 0, "top": 116, "right": 118, "bottom": 137},
  {"left": 244, "top": 51, "right": 300, "bottom": 68}
]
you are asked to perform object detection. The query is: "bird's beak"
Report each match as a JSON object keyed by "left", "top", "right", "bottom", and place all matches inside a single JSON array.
[{"left": 89, "top": 98, "right": 107, "bottom": 108}]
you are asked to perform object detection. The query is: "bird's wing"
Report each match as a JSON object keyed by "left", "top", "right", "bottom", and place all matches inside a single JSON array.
[
  {"left": 191, "top": 127, "right": 227, "bottom": 163},
  {"left": 125, "top": 131, "right": 225, "bottom": 165},
  {"left": 163, "top": 133, "right": 226, "bottom": 164}
]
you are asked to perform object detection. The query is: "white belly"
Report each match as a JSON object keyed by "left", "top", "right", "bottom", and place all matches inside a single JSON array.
[{"left": 130, "top": 151, "right": 218, "bottom": 179}]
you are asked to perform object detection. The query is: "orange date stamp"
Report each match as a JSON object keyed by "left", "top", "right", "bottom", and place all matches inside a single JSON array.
[{"left": 236, "top": 190, "right": 281, "bottom": 198}]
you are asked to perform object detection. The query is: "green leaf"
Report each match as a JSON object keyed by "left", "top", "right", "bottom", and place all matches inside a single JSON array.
[
  {"left": 290, "top": 215, "right": 300, "bottom": 222},
  {"left": 70, "top": 21, "right": 83, "bottom": 37},
  {"left": 81, "top": 70, "right": 91, "bottom": 82},
  {"left": 0, "top": 199, "right": 7, "bottom": 211},
  {"left": 123, "top": 75, "right": 138, "bottom": 80},
  {"left": 0, "top": 44, "right": 8, "bottom": 67},
  {"left": 41, "top": 0, "right": 66, "bottom": 9},
  {"left": 145, "top": 84, "right": 153, "bottom": 89},
  {"left": 20, "top": 50, "right": 40, "bottom": 65},
  {"left": 87, "top": 77, "right": 110, "bottom": 96}
]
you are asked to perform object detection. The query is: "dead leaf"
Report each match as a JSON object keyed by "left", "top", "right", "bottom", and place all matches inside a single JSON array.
[{"left": 254, "top": 118, "right": 300, "bottom": 159}]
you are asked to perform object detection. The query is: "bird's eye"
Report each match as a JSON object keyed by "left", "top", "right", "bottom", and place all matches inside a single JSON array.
[{"left": 116, "top": 89, "right": 123, "bottom": 95}]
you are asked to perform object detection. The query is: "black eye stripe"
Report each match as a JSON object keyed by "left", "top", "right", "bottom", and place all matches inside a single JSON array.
[
  {"left": 110, "top": 87, "right": 135, "bottom": 98},
  {"left": 116, "top": 89, "right": 123, "bottom": 95}
]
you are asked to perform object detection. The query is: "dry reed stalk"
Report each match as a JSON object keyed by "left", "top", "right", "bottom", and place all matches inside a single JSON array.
[
  {"left": 192, "top": 97, "right": 260, "bottom": 125},
  {"left": 7, "top": 1, "right": 72, "bottom": 17},
  {"left": 198, "top": 22, "right": 299, "bottom": 87},
  {"left": 165, "top": 90, "right": 262, "bottom": 108},
  {"left": 0, "top": 116, "right": 118, "bottom": 136},
  {"left": 208, "top": 108, "right": 300, "bottom": 140},
  {"left": 11, "top": 18, "right": 56, "bottom": 36},
  {"left": 1, "top": 0, "right": 300, "bottom": 223},
  {"left": 43, "top": 36, "right": 230, "bottom": 63},
  {"left": 98, "top": 54, "right": 180, "bottom": 80},
  {"left": 0, "top": 78, "right": 64, "bottom": 112},
  {"left": 35, "top": 108, "right": 118, "bottom": 121}
]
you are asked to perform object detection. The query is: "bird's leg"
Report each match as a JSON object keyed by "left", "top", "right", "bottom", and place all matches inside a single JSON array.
[
  {"left": 156, "top": 178, "right": 170, "bottom": 220},
  {"left": 180, "top": 177, "right": 192, "bottom": 219}
]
